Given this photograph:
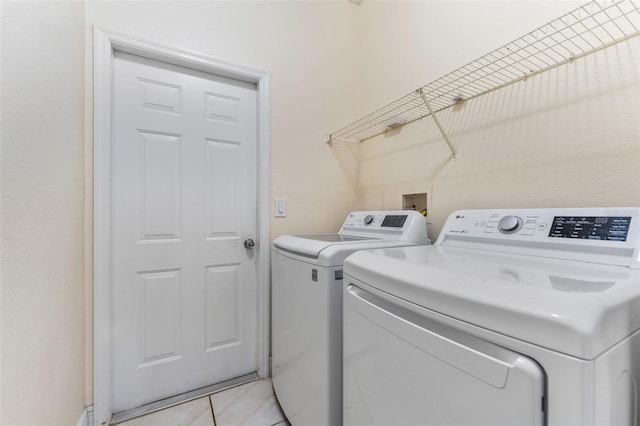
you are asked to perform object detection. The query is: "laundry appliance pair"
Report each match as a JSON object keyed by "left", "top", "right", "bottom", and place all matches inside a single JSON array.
[{"left": 273, "top": 207, "right": 640, "bottom": 426}]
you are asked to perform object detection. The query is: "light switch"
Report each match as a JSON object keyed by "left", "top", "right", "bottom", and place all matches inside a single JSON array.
[{"left": 275, "top": 199, "right": 287, "bottom": 218}]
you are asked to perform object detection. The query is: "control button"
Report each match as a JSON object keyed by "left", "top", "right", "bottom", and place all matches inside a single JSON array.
[
  {"left": 498, "top": 215, "right": 523, "bottom": 234},
  {"left": 364, "top": 215, "right": 374, "bottom": 225},
  {"left": 537, "top": 222, "right": 548, "bottom": 230}
]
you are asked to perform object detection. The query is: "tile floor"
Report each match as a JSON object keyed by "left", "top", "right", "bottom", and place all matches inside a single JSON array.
[{"left": 116, "top": 379, "right": 290, "bottom": 426}]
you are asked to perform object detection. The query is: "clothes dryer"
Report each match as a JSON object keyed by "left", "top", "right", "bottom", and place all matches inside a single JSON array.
[
  {"left": 272, "top": 211, "right": 430, "bottom": 426},
  {"left": 343, "top": 208, "right": 640, "bottom": 426}
]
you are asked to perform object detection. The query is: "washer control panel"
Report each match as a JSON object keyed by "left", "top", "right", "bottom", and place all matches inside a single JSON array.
[
  {"left": 339, "top": 210, "right": 430, "bottom": 244},
  {"left": 342, "top": 211, "right": 412, "bottom": 229}
]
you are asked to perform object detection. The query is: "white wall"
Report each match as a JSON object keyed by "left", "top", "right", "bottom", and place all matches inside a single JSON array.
[
  {"left": 357, "top": 1, "right": 640, "bottom": 241},
  {"left": 0, "top": 2, "right": 86, "bottom": 425}
]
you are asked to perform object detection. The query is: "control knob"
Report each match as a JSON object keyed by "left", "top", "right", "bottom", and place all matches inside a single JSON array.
[
  {"left": 498, "top": 215, "right": 523, "bottom": 234},
  {"left": 364, "top": 215, "right": 374, "bottom": 225}
]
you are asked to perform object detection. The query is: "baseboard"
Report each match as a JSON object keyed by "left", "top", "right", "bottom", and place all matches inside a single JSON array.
[{"left": 76, "top": 405, "right": 94, "bottom": 426}]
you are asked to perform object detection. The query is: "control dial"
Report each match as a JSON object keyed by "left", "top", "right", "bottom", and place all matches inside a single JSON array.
[
  {"left": 498, "top": 215, "right": 523, "bottom": 234},
  {"left": 364, "top": 215, "right": 375, "bottom": 225}
]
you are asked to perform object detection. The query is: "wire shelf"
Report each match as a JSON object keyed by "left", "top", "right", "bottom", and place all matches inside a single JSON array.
[{"left": 327, "top": 0, "right": 640, "bottom": 145}]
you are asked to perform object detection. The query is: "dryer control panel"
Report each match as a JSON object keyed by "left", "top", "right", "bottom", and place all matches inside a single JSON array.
[
  {"left": 437, "top": 208, "right": 640, "bottom": 268},
  {"left": 548, "top": 216, "right": 631, "bottom": 241}
]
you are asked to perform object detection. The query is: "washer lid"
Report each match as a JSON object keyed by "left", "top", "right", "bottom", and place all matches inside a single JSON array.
[
  {"left": 273, "top": 233, "right": 376, "bottom": 258},
  {"left": 272, "top": 210, "right": 431, "bottom": 266},
  {"left": 273, "top": 234, "right": 424, "bottom": 266},
  {"left": 294, "top": 234, "right": 373, "bottom": 243},
  {"left": 344, "top": 245, "right": 640, "bottom": 360}
]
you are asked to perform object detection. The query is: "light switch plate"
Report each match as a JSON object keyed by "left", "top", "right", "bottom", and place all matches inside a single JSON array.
[{"left": 274, "top": 199, "right": 286, "bottom": 218}]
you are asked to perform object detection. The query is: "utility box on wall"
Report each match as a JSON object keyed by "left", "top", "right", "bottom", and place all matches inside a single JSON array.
[{"left": 403, "top": 193, "right": 428, "bottom": 216}]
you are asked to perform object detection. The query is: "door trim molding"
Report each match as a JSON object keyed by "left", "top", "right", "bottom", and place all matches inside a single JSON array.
[{"left": 93, "top": 26, "right": 271, "bottom": 426}]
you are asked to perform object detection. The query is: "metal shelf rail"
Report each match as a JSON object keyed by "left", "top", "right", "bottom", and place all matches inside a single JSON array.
[{"left": 327, "top": 0, "right": 640, "bottom": 158}]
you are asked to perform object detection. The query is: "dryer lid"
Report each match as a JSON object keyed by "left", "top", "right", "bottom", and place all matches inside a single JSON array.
[{"left": 344, "top": 244, "right": 640, "bottom": 360}]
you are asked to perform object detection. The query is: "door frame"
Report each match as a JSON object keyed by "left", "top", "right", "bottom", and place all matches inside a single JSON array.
[{"left": 93, "top": 26, "right": 271, "bottom": 426}]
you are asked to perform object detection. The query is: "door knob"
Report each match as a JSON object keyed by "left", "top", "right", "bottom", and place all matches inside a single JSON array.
[{"left": 244, "top": 239, "right": 255, "bottom": 249}]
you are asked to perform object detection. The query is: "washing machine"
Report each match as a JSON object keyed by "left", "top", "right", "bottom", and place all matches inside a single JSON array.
[
  {"left": 272, "top": 210, "right": 430, "bottom": 426},
  {"left": 343, "top": 207, "right": 640, "bottom": 426}
]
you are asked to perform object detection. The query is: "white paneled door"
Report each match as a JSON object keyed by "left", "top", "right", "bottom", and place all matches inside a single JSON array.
[{"left": 111, "top": 52, "right": 257, "bottom": 413}]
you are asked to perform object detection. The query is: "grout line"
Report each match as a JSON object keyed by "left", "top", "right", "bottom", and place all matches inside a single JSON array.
[{"left": 209, "top": 395, "right": 217, "bottom": 426}]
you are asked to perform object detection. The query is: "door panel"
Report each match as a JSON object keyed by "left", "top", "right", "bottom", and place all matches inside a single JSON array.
[
  {"left": 205, "top": 264, "right": 241, "bottom": 350},
  {"left": 205, "top": 139, "right": 240, "bottom": 237},
  {"left": 139, "top": 131, "right": 182, "bottom": 241},
  {"left": 137, "top": 269, "right": 182, "bottom": 366},
  {"left": 112, "top": 52, "right": 257, "bottom": 412}
]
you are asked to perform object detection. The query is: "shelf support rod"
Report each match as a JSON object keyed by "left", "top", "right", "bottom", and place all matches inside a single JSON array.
[{"left": 418, "top": 88, "right": 457, "bottom": 159}]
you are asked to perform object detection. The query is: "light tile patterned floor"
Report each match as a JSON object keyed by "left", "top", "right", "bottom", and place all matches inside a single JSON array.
[{"left": 117, "top": 379, "right": 290, "bottom": 426}]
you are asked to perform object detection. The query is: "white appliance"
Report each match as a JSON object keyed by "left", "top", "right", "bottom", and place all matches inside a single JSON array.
[
  {"left": 343, "top": 208, "right": 640, "bottom": 426},
  {"left": 272, "top": 211, "right": 430, "bottom": 426}
]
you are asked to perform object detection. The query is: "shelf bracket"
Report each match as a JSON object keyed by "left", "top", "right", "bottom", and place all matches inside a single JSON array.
[
  {"left": 418, "top": 88, "right": 457, "bottom": 159},
  {"left": 327, "top": 135, "right": 359, "bottom": 145}
]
